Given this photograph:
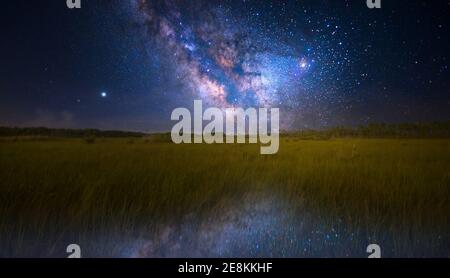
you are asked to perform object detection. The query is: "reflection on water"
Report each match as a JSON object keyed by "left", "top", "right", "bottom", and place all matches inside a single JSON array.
[
  {"left": 1, "top": 193, "right": 447, "bottom": 257},
  {"left": 117, "top": 193, "right": 447, "bottom": 258}
]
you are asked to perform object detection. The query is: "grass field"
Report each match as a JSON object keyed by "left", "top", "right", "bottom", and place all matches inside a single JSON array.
[{"left": 0, "top": 137, "right": 449, "bottom": 257}]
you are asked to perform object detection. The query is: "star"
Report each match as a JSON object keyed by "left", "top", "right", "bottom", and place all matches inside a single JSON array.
[{"left": 299, "top": 58, "right": 308, "bottom": 69}]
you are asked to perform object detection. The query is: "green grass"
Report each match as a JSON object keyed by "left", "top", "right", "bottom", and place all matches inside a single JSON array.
[{"left": 0, "top": 138, "right": 449, "bottom": 257}]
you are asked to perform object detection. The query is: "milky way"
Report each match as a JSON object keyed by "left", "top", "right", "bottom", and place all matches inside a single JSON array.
[
  {"left": 2, "top": 0, "right": 448, "bottom": 130},
  {"left": 130, "top": 0, "right": 360, "bottom": 128}
]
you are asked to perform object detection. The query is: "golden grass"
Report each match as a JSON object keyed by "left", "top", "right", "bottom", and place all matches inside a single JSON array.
[{"left": 0, "top": 138, "right": 449, "bottom": 257}]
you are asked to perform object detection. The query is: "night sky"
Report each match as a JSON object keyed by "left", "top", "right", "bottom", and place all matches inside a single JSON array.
[{"left": 1, "top": 0, "right": 449, "bottom": 132}]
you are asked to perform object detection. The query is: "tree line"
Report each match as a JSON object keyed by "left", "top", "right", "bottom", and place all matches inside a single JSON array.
[
  {"left": 0, "top": 127, "right": 145, "bottom": 138},
  {"left": 1, "top": 121, "right": 449, "bottom": 139},
  {"left": 283, "top": 122, "right": 450, "bottom": 139}
]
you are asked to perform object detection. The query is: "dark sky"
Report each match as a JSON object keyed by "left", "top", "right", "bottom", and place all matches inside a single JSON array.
[{"left": 1, "top": 0, "right": 449, "bottom": 132}]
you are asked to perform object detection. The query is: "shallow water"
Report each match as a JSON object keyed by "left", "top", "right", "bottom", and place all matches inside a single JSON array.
[
  {"left": 2, "top": 193, "right": 448, "bottom": 257},
  {"left": 115, "top": 194, "right": 448, "bottom": 258}
]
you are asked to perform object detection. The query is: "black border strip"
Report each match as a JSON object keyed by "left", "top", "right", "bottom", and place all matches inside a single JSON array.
[{"left": 0, "top": 259, "right": 448, "bottom": 275}]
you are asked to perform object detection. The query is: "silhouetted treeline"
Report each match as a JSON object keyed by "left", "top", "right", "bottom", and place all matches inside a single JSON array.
[
  {"left": 1, "top": 121, "right": 449, "bottom": 139},
  {"left": 0, "top": 127, "right": 145, "bottom": 138},
  {"left": 284, "top": 122, "right": 450, "bottom": 139}
]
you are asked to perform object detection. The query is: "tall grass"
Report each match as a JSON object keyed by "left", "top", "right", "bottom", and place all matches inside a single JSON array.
[{"left": 0, "top": 138, "right": 448, "bottom": 257}]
